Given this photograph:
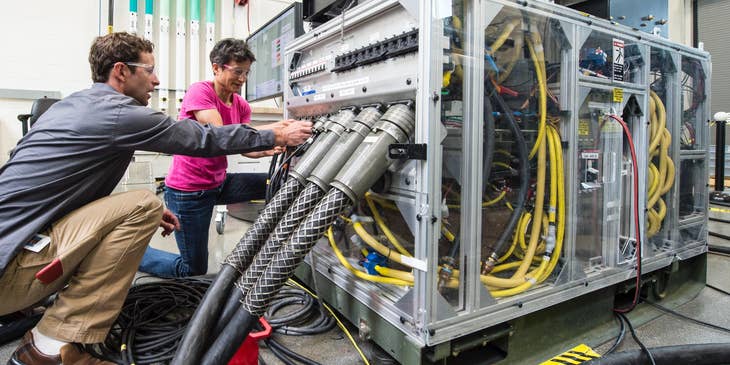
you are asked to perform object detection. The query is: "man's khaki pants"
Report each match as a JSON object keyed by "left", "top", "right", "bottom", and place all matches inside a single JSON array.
[{"left": 0, "top": 190, "right": 163, "bottom": 343}]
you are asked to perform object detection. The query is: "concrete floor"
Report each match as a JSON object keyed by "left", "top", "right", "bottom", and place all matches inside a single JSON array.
[{"left": 2, "top": 188, "right": 730, "bottom": 364}]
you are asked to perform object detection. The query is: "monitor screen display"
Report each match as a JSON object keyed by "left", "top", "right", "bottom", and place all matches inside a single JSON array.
[{"left": 245, "top": 3, "right": 304, "bottom": 102}]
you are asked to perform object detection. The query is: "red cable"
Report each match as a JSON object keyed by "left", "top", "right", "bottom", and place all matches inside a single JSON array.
[{"left": 607, "top": 114, "right": 642, "bottom": 313}]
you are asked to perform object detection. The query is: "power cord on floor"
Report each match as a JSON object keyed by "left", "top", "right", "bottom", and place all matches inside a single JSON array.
[
  {"left": 287, "top": 279, "right": 371, "bottom": 365},
  {"left": 616, "top": 312, "right": 656, "bottom": 365},
  {"left": 603, "top": 312, "right": 626, "bottom": 355},
  {"left": 83, "top": 276, "right": 213, "bottom": 365},
  {"left": 707, "top": 284, "right": 730, "bottom": 296},
  {"left": 643, "top": 299, "right": 730, "bottom": 334}
]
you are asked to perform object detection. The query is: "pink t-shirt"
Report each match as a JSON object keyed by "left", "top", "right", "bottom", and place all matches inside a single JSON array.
[{"left": 165, "top": 81, "right": 252, "bottom": 191}]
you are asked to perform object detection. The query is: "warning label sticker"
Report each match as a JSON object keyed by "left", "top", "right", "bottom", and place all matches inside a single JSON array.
[{"left": 612, "top": 38, "right": 625, "bottom": 82}]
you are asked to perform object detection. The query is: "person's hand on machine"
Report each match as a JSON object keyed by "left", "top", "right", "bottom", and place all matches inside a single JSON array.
[{"left": 271, "top": 119, "right": 313, "bottom": 146}]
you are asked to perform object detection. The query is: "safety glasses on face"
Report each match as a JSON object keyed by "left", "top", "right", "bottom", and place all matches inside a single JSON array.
[
  {"left": 124, "top": 62, "right": 155, "bottom": 75},
  {"left": 222, "top": 64, "right": 250, "bottom": 79}
]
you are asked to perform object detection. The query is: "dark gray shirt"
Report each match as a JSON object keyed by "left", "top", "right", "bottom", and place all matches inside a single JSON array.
[{"left": 0, "top": 83, "right": 274, "bottom": 276}]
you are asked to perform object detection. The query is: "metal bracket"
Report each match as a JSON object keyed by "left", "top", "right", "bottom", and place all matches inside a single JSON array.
[{"left": 389, "top": 143, "right": 427, "bottom": 160}]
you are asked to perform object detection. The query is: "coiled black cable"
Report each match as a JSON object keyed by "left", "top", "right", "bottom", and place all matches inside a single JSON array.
[
  {"left": 259, "top": 284, "right": 334, "bottom": 365},
  {"left": 266, "top": 287, "right": 335, "bottom": 336},
  {"left": 84, "top": 277, "right": 213, "bottom": 365}
]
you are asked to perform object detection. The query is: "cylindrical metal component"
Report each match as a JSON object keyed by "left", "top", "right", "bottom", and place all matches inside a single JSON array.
[
  {"left": 308, "top": 107, "right": 382, "bottom": 190},
  {"left": 242, "top": 189, "right": 352, "bottom": 317},
  {"left": 289, "top": 109, "right": 357, "bottom": 184},
  {"left": 331, "top": 103, "right": 416, "bottom": 203},
  {"left": 237, "top": 182, "right": 327, "bottom": 296},
  {"left": 222, "top": 177, "right": 304, "bottom": 271}
]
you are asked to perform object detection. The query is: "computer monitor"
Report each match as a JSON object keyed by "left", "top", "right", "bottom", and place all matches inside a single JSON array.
[
  {"left": 303, "top": 0, "right": 356, "bottom": 28},
  {"left": 245, "top": 3, "right": 304, "bottom": 102}
]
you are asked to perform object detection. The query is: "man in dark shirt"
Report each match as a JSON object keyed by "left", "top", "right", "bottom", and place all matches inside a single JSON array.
[{"left": 0, "top": 32, "right": 312, "bottom": 364}]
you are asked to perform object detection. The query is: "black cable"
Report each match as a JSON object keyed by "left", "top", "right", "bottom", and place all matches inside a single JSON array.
[
  {"left": 584, "top": 343, "right": 730, "bottom": 365},
  {"left": 708, "top": 231, "right": 730, "bottom": 242},
  {"left": 643, "top": 299, "right": 730, "bottom": 334},
  {"left": 265, "top": 287, "right": 335, "bottom": 336},
  {"left": 707, "top": 284, "right": 730, "bottom": 296},
  {"left": 616, "top": 312, "right": 656, "bottom": 365},
  {"left": 485, "top": 81, "right": 530, "bottom": 261},
  {"left": 211, "top": 288, "right": 246, "bottom": 339},
  {"left": 708, "top": 244, "right": 730, "bottom": 255},
  {"left": 710, "top": 200, "right": 730, "bottom": 208},
  {"left": 265, "top": 337, "right": 323, "bottom": 365},
  {"left": 0, "top": 312, "right": 42, "bottom": 345},
  {"left": 604, "top": 312, "right": 626, "bottom": 355},
  {"left": 442, "top": 85, "right": 497, "bottom": 262},
  {"left": 264, "top": 339, "right": 297, "bottom": 365},
  {"left": 84, "top": 276, "right": 215, "bottom": 365},
  {"left": 173, "top": 266, "right": 239, "bottom": 365},
  {"left": 201, "top": 309, "right": 256, "bottom": 365}
]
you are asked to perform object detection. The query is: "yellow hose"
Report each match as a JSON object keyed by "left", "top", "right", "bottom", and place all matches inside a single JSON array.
[
  {"left": 497, "top": 212, "right": 529, "bottom": 263},
  {"left": 374, "top": 266, "right": 413, "bottom": 282},
  {"left": 364, "top": 194, "right": 412, "bottom": 257},
  {"left": 526, "top": 35, "right": 547, "bottom": 160},
  {"left": 441, "top": 224, "right": 456, "bottom": 242},
  {"left": 498, "top": 25, "right": 523, "bottom": 84},
  {"left": 646, "top": 90, "right": 675, "bottom": 238},
  {"left": 538, "top": 126, "right": 566, "bottom": 283},
  {"left": 327, "top": 228, "right": 412, "bottom": 286},
  {"left": 353, "top": 222, "right": 419, "bottom": 270},
  {"left": 446, "top": 190, "right": 507, "bottom": 209},
  {"left": 491, "top": 258, "right": 549, "bottom": 297},
  {"left": 487, "top": 18, "right": 520, "bottom": 56}
]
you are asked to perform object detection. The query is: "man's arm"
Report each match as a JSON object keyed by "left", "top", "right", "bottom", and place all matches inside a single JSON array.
[{"left": 113, "top": 103, "right": 276, "bottom": 156}]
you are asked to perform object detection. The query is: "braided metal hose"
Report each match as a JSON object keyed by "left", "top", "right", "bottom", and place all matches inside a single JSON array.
[
  {"left": 223, "top": 109, "right": 356, "bottom": 272},
  {"left": 223, "top": 177, "right": 304, "bottom": 271},
  {"left": 201, "top": 190, "right": 352, "bottom": 365},
  {"left": 200, "top": 103, "right": 415, "bottom": 365},
  {"left": 173, "top": 112, "right": 352, "bottom": 365},
  {"left": 237, "top": 182, "right": 326, "bottom": 296},
  {"left": 243, "top": 189, "right": 350, "bottom": 317},
  {"left": 236, "top": 106, "right": 382, "bottom": 297}
]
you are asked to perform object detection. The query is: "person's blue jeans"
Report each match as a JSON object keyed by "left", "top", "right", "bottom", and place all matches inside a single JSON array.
[{"left": 138, "top": 172, "right": 267, "bottom": 277}]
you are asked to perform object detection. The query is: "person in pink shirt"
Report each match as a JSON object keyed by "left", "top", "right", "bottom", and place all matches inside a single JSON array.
[{"left": 139, "top": 38, "right": 306, "bottom": 277}]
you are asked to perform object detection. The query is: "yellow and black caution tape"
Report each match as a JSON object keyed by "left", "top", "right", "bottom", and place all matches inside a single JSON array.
[
  {"left": 540, "top": 344, "right": 600, "bottom": 365},
  {"left": 710, "top": 206, "right": 730, "bottom": 214}
]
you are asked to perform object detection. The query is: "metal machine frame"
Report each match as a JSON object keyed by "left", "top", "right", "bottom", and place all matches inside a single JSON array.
[{"left": 282, "top": 0, "right": 710, "bottom": 363}]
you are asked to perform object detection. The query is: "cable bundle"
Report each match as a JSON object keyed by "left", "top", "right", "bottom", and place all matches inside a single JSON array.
[
  {"left": 260, "top": 285, "right": 336, "bottom": 365},
  {"left": 83, "top": 277, "right": 212, "bottom": 365}
]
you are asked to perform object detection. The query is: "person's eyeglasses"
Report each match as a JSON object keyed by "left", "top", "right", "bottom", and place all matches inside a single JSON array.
[
  {"left": 124, "top": 62, "right": 155, "bottom": 75},
  {"left": 223, "top": 64, "right": 250, "bottom": 78}
]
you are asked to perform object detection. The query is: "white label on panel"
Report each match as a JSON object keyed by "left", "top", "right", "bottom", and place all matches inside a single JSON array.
[{"left": 321, "top": 77, "right": 370, "bottom": 92}]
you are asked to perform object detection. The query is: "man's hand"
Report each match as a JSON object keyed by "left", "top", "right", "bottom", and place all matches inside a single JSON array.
[
  {"left": 271, "top": 119, "right": 313, "bottom": 146},
  {"left": 160, "top": 209, "right": 180, "bottom": 237}
]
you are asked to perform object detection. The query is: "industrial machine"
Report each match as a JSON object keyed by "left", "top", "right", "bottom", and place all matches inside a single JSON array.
[
  {"left": 281, "top": 0, "right": 710, "bottom": 363},
  {"left": 175, "top": 0, "right": 710, "bottom": 364}
]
